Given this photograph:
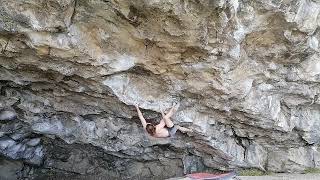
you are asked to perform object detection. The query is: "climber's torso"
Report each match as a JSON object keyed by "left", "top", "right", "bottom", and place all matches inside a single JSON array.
[{"left": 153, "top": 126, "right": 170, "bottom": 138}]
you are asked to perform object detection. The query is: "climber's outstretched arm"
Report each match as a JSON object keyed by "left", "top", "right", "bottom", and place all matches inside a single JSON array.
[
  {"left": 135, "top": 105, "right": 147, "bottom": 128},
  {"left": 156, "top": 107, "right": 169, "bottom": 129}
]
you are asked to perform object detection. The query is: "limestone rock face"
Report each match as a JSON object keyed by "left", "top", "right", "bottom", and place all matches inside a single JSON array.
[{"left": 1, "top": 0, "right": 320, "bottom": 179}]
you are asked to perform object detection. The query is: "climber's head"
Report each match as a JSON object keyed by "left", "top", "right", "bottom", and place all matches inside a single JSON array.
[{"left": 146, "top": 123, "right": 156, "bottom": 136}]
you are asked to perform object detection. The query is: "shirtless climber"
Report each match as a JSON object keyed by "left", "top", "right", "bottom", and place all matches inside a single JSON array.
[{"left": 135, "top": 104, "right": 192, "bottom": 138}]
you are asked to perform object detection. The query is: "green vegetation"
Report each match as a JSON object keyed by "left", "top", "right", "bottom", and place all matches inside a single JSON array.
[
  {"left": 239, "top": 167, "right": 320, "bottom": 176},
  {"left": 303, "top": 168, "right": 320, "bottom": 174},
  {"left": 238, "top": 169, "right": 272, "bottom": 176}
]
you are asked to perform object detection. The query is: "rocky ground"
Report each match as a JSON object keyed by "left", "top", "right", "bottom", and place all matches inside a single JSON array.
[
  {"left": 238, "top": 174, "right": 320, "bottom": 180},
  {"left": 169, "top": 174, "right": 320, "bottom": 180},
  {"left": 1, "top": 0, "right": 320, "bottom": 179}
]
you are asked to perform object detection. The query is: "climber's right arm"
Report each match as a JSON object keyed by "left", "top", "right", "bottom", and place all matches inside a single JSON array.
[{"left": 135, "top": 105, "right": 147, "bottom": 128}]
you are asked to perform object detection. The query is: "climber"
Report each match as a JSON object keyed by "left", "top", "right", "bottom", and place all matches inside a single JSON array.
[{"left": 134, "top": 104, "right": 192, "bottom": 138}]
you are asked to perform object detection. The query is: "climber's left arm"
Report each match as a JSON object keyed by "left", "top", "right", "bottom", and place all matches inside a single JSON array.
[{"left": 135, "top": 105, "right": 147, "bottom": 128}]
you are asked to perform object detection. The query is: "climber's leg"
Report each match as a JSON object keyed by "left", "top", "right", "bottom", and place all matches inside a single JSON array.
[
  {"left": 167, "top": 125, "right": 178, "bottom": 137},
  {"left": 162, "top": 116, "right": 174, "bottom": 128},
  {"left": 163, "top": 105, "right": 176, "bottom": 119},
  {"left": 176, "top": 125, "right": 193, "bottom": 133},
  {"left": 160, "top": 105, "right": 177, "bottom": 128}
]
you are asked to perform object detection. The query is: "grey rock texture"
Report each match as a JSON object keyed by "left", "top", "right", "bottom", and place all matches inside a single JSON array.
[
  {"left": 0, "top": 121, "right": 43, "bottom": 165},
  {"left": 0, "top": 158, "right": 23, "bottom": 180},
  {"left": 0, "top": 109, "right": 16, "bottom": 121},
  {"left": 0, "top": 0, "right": 320, "bottom": 179}
]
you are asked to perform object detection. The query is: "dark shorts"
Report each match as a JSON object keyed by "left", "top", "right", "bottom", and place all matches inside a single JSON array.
[{"left": 167, "top": 125, "right": 178, "bottom": 137}]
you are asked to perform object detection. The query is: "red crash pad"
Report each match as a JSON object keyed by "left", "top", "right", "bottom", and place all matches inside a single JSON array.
[{"left": 186, "top": 171, "right": 236, "bottom": 180}]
